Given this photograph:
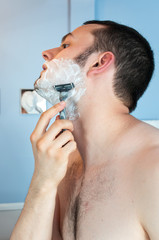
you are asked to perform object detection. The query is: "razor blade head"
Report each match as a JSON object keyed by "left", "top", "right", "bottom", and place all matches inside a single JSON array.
[{"left": 54, "top": 83, "right": 75, "bottom": 92}]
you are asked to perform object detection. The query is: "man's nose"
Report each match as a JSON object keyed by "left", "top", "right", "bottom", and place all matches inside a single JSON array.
[{"left": 42, "top": 49, "right": 54, "bottom": 61}]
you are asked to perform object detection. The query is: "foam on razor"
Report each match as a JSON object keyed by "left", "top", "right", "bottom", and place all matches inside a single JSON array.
[{"left": 34, "top": 58, "right": 86, "bottom": 120}]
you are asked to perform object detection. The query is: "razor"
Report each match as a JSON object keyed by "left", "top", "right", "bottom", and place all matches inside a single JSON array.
[
  {"left": 54, "top": 83, "right": 75, "bottom": 133},
  {"left": 54, "top": 83, "right": 75, "bottom": 120}
]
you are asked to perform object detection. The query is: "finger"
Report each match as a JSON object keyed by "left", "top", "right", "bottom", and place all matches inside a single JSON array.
[
  {"left": 62, "top": 140, "right": 77, "bottom": 155},
  {"left": 52, "top": 130, "right": 74, "bottom": 149},
  {"left": 46, "top": 140, "right": 77, "bottom": 161},
  {"left": 33, "top": 102, "right": 66, "bottom": 139},
  {"left": 41, "top": 119, "right": 74, "bottom": 144}
]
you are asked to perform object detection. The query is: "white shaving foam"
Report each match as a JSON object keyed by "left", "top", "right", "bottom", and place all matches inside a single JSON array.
[
  {"left": 21, "top": 91, "right": 46, "bottom": 114},
  {"left": 34, "top": 58, "right": 86, "bottom": 120}
]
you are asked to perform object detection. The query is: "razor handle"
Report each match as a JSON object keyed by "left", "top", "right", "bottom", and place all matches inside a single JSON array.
[
  {"left": 59, "top": 108, "right": 66, "bottom": 120},
  {"left": 59, "top": 106, "right": 66, "bottom": 133}
]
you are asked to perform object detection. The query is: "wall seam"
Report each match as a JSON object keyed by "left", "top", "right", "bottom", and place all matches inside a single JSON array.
[{"left": 68, "top": 0, "right": 71, "bottom": 32}]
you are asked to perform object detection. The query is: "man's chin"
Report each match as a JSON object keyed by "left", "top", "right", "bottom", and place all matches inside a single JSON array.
[
  {"left": 34, "top": 77, "right": 40, "bottom": 90},
  {"left": 34, "top": 73, "right": 45, "bottom": 89}
]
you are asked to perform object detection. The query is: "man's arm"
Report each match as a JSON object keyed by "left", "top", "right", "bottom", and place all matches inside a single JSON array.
[
  {"left": 10, "top": 174, "right": 57, "bottom": 240},
  {"left": 135, "top": 147, "right": 159, "bottom": 240},
  {"left": 10, "top": 102, "right": 76, "bottom": 240}
]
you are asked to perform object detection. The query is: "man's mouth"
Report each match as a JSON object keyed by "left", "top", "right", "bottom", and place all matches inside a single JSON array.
[
  {"left": 42, "top": 64, "right": 47, "bottom": 71},
  {"left": 39, "top": 64, "right": 47, "bottom": 78}
]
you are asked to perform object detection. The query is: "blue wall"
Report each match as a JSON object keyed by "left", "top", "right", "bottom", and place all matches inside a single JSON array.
[
  {"left": 95, "top": 0, "right": 159, "bottom": 120},
  {"left": 70, "top": 0, "right": 95, "bottom": 31}
]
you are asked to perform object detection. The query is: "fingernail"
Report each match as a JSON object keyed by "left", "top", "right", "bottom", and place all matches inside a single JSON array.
[{"left": 60, "top": 101, "right": 65, "bottom": 105}]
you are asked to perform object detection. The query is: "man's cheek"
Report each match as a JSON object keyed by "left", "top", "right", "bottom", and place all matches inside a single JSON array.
[
  {"left": 34, "top": 58, "right": 87, "bottom": 120},
  {"left": 56, "top": 47, "right": 79, "bottom": 61}
]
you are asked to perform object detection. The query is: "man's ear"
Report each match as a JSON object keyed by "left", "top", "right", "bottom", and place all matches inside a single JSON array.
[{"left": 87, "top": 52, "right": 115, "bottom": 76}]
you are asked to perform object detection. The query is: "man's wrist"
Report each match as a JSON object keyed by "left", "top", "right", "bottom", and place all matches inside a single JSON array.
[{"left": 29, "top": 173, "right": 58, "bottom": 197}]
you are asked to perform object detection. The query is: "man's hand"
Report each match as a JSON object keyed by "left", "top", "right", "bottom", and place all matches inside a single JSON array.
[
  {"left": 30, "top": 101, "right": 77, "bottom": 189},
  {"left": 10, "top": 101, "right": 77, "bottom": 240}
]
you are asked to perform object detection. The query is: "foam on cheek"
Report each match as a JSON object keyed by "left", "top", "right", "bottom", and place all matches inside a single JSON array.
[{"left": 34, "top": 58, "right": 87, "bottom": 120}]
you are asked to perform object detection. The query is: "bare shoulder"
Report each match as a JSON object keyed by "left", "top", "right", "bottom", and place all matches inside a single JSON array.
[
  {"left": 132, "top": 119, "right": 159, "bottom": 200},
  {"left": 133, "top": 120, "right": 159, "bottom": 184},
  {"left": 138, "top": 120, "right": 159, "bottom": 139},
  {"left": 132, "top": 119, "right": 159, "bottom": 153},
  {"left": 133, "top": 130, "right": 159, "bottom": 239}
]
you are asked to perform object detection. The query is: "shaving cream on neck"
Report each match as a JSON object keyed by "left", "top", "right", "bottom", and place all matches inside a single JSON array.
[{"left": 34, "top": 58, "right": 86, "bottom": 120}]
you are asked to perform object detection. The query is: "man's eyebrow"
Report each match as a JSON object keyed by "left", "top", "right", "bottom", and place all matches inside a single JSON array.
[{"left": 61, "top": 32, "right": 73, "bottom": 43}]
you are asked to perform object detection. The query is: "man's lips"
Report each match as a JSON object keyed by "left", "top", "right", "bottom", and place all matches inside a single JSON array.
[
  {"left": 39, "top": 64, "right": 47, "bottom": 77},
  {"left": 42, "top": 64, "right": 47, "bottom": 70}
]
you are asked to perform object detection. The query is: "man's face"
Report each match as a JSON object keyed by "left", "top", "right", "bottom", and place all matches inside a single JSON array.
[
  {"left": 41, "top": 24, "right": 97, "bottom": 73},
  {"left": 34, "top": 24, "right": 100, "bottom": 120}
]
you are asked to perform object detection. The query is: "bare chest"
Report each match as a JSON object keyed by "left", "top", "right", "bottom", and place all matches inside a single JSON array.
[{"left": 60, "top": 163, "right": 150, "bottom": 240}]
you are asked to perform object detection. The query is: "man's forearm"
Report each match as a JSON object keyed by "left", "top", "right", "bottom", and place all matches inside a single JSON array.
[{"left": 10, "top": 174, "right": 57, "bottom": 240}]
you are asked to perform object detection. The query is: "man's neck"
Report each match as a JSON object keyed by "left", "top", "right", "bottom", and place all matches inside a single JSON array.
[{"left": 72, "top": 105, "right": 138, "bottom": 171}]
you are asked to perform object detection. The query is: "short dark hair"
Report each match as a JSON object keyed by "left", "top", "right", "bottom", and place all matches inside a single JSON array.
[{"left": 75, "top": 20, "right": 155, "bottom": 113}]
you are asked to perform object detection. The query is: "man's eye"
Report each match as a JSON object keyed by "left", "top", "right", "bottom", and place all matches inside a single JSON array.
[{"left": 62, "top": 43, "right": 69, "bottom": 49}]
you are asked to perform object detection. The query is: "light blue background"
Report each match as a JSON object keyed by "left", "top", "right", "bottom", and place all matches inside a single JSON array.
[{"left": 0, "top": 0, "right": 158, "bottom": 203}]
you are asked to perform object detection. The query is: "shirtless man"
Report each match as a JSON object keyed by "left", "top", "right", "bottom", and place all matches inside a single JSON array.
[{"left": 11, "top": 20, "right": 159, "bottom": 240}]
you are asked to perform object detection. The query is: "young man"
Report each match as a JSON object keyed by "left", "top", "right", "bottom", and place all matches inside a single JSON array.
[{"left": 11, "top": 21, "right": 159, "bottom": 240}]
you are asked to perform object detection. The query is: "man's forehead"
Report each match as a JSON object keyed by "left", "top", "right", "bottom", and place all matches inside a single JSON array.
[
  {"left": 61, "top": 24, "right": 101, "bottom": 43},
  {"left": 61, "top": 32, "right": 73, "bottom": 43}
]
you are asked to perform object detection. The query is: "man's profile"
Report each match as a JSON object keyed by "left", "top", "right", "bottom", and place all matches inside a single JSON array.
[{"left": 11, "top": 20, "right": 159, "bottom": 240}]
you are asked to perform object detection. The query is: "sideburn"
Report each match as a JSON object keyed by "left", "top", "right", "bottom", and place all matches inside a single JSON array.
[{"left": 74, "top": 45, "right": 97, "bottom": 67}]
